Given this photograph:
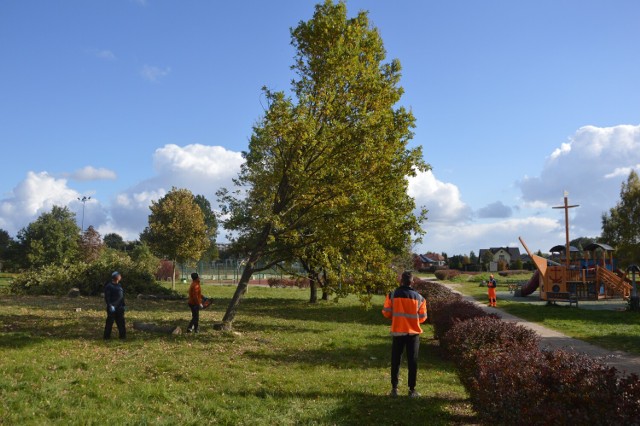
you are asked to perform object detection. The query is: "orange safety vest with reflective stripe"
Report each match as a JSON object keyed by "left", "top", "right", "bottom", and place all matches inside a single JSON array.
[{"left": 382, "top": 285, "right": 427, "bottom": 335}]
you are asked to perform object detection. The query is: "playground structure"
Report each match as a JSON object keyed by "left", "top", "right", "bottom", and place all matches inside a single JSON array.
[
  {"left": 518, "top": 192, "right": 633, "bottom": 304},
  {"left": 519, "top": 237, "right": 632, "bottom": 303}
]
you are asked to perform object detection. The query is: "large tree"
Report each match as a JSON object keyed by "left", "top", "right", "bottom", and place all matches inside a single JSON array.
[
  {"left": 16, "top": 206, "right": 80, "bottom": 268},
  {"left": 601, "top": 170, "right": 640, "bottom": 267},
  {"left": 219, "top": 0, "right": 427, "bottom": 328},
  {"left": 194, "top": 194, "right": 219, "bottom": 263},
  {"left": 145, "top": 187, "right": 209, "bottom": 289}
]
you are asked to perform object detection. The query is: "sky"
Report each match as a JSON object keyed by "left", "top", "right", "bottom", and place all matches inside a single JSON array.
[{"left": 1, "top": 0, "right": 639, "bottom": 257}]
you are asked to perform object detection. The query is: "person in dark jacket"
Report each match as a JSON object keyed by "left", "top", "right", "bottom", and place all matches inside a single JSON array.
[
  {"left": 382, "top": 271, "right": 427, "bottom": 398},
  {"left": 104, "top": 271, "right": 126, "bottom": 340}
]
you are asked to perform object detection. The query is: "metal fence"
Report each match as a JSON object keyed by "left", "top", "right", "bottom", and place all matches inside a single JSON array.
[{"left": 176, "top": 259, "right": 306, "bottom": 284}]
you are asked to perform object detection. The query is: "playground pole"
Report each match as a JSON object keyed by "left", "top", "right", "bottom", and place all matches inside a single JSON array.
[
  {"left": 629, "top": 264, "right": 640, "bottom": 311},
  {"left": 553, "top": 191, "right": 579, "bottom": 269}
]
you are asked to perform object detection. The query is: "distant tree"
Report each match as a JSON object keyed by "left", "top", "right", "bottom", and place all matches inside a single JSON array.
[
  {"left": 16, "top": 206, "right": 80, "bottom": 268},
  {"left": 194, "top": 194, "right": 219, "bottom": 263},
  {"left": 103, "top": 233, "right": 126, "bottom": 251},
  {"left": 481, "top": 250, "right": 494, "bottom": 271},
  {"left": 469, "top": 250, "right": 478, "bottom": 265},
  {"left": 0, "top": 229, "right": 13, "bottom": 271},
  {"left": 129, "top": 243, "right": 160, "bottom": 274},
  {"left": 79, "top": 226, "right": 104, "bottom": 262},
  {"left": 511, "top": 258, "right": 523, "bottom": 270},
  {"left": 601, "top": 170, "right": 640, "bottom": 267},
  {"left": 448, "top": 255, "right": 463, "bottom": 270},
  {"left": 145, "top": 187, "right": 209, "bottom": 289}
]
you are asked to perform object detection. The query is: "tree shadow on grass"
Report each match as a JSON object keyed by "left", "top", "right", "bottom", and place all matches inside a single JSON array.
[
  {"left": 218, "top": 388, "right": 476, "bottom": 426},
  {"left": 238, "top": 297, "right": 384, "bottom": 326}
]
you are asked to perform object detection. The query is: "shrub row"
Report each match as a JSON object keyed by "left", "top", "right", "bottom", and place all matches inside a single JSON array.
[
  {"left": 10, "top": 250, "right": 178, "bottom": 297},
  {"left": 431, "top": 298, "right": 640, "bottom": 424},
  {"left": 434, "top": 269, "right": 460, "bottom": 280},
  {"left": 267, "top": 277, "right": 310, "bottom": 289},
  {"left": 412, "top": 279, "right": 461, "bottom": 324}
]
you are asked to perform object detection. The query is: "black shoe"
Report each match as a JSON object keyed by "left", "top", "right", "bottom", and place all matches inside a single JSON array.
[
  {"left": 389, "top": 388, "right": 398, "bottom": 398},
  {"left": 408, "top": 389, "right": 420, "bottom": 398}
]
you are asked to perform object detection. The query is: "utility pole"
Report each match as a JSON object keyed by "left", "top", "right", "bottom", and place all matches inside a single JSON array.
[
  {"left": 78, "top": 196, "right": 91, "bottom": 232},
  {"left": 552, "top": 191, "right": 579, "bottom": 268}
]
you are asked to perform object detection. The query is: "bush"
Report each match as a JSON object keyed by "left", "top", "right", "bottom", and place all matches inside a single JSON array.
[
  {"left": 434, "top": 269, "right": 460, "bottom": 280},
  {"left": 471, "top": 347, "right": 630, "bottom": 425},
  {"left": 430, "top": 299, "right": 491, "bottom": 339},
  {"left": 441, "top": 316, "right": 539, "bottom": 389},
  {"left": 412, "top": 279, "right": 461, "bottom": 322},
  {"left": 10, "top": 250, "right": 178, "bottom": 297},
  {"left": 267, "top": 277, "right": 310, "bottom": 289}
]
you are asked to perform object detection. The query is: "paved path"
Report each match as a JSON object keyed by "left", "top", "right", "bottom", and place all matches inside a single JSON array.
[{"left": 442, "top": 284, "right": 640, "bottom": 376}]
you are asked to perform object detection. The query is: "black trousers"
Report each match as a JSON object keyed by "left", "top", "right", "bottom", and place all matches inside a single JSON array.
[
  {"left": 391, "top": 334, "right": 420, "bottom": 389},
  {"left": 104, "top": 308, "right": 126, "bottom": 339},
  {"left": 188, "top": 304, "right": 200, "bottom": 331}
]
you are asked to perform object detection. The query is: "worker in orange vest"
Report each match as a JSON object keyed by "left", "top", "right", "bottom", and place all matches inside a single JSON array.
[
  {"left": 487, "top": 274, "right": 497, "bottom": 307},
  {"left": 382, "top": 271, "right": 427, "bottom": 398}
]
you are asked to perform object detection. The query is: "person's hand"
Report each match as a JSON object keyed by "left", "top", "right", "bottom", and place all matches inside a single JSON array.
[
  {"left": 108, "top": 305, "right": 115, "bottom": 313},
  {"left": 199, "top": 304, "right": 204, "bottom": 308}
]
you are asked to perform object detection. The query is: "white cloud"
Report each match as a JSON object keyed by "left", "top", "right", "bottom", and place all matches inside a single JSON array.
[
  {"left": 0, "top": 172, "right": 107, "bottom": 235},
  {"left": 408, "top": 170, "right": 472, "bottom": 224},
  {"left": 416, "top": 217, "right": 561, "bottom": 256},
  {"left": 104, "top": 144, "right": 244, "bottom": 239},
  {"left": 69, "top": 166, "right": 117, "bottom": 181},
  {"left": 518, "top": 124, "right": 640, "bottom": 236},
  {"left": 140, "top": 65, "right": 171, "bottom": 82}
]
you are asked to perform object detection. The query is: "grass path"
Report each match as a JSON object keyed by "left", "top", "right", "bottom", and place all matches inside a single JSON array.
[{"left": 0, "top": 286, "right": 474, "bottom": 425}]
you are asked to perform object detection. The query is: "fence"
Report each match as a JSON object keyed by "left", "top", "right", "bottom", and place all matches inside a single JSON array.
[{"left": 176, "top": 260, "right": 306, "bottom": 284}]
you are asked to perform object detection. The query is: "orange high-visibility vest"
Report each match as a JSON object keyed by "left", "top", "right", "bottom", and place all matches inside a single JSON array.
[{"left": 382, "top": 285, "right": 427, "bottom": 335}]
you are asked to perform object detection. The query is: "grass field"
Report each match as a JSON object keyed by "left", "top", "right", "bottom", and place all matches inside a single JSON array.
[
  {"left": 450, "top": 277, "right": 640, "bottom": 355},
  {"left": 0, "top": 285, "right": 474, "bottom": 425}
]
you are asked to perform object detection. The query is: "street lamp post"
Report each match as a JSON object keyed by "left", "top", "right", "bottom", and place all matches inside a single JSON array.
[{"left": 77, "top": 196, "right": 91, "bottom": 232}]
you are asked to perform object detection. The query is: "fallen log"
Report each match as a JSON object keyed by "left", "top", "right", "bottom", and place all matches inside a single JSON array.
[{"left": 133, "top": 321, "right": 182, "bottom": 335}]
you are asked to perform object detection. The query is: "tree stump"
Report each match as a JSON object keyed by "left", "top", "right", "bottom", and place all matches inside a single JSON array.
[{"left": 133, "top": 322, "right": 182, "bottom": 335}]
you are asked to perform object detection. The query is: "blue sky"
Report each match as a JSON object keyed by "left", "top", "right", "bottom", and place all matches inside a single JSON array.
[{"left": 1, "top": 0, "right": 639, "bottom": 257}]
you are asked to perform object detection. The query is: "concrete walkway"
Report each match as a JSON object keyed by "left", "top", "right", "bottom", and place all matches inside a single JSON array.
[{"left": 442, "top": 284, "right": 640, "bottom": 376}]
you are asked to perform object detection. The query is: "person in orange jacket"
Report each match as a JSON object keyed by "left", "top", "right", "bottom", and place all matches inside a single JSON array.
[
  {"left": 382, "top": 271, "right": 427, "bottom": 398},
  {"left": 187, "top": 272, "right": 203, "bottom": 333},
  {"left": 487, "top": 274, "right": 497, "bottom": 307}
]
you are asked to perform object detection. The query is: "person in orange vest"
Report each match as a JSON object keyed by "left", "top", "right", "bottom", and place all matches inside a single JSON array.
[
  {"left": 487, "top": 274, "right": 497, "bottom": 307},
  {"left": 382, "top": 271, "right": 427, "bottom": 398},
  {"left": 187, "top": 272, "right": 203, "bottom": 333}
]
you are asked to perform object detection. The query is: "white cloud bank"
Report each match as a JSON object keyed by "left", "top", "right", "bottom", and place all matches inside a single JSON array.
[
  {"left": 518, "top": 124, "right": 640, "bottom": 237},
  {"left": 140, "top": 65, "right": 171, "bottom": 82},
  {"left": 69, "top": 166, "right": 117, "bottom": 181},
  {"left": 0, "top": 172, "right": 106, "bottom": 235}
]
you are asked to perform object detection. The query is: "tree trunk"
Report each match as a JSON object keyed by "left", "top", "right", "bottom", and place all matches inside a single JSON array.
[
  {"left": 171, "top": 259, "right": 176, "bottom": 290},
  {"left": 221, "top": 258, "right": 256, "bottom": 330},
  {"left": 321, "top": 271, "right": 329, "bottom": 301},
  {"left": 309, "top": 273, "right": 318, "bottom": 304}
]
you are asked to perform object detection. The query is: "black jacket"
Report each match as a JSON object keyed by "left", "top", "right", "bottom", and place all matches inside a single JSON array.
[{"left": 104, "top": 281, "right": 125, "bottom": 309}]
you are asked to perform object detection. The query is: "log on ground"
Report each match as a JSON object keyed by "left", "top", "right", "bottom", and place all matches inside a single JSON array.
[{"left": 133, "top": 321, "right": 182, "bottom": 335}]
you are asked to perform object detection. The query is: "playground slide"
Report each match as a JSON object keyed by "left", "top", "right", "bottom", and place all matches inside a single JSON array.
[{"left": 519, "top": 269, "right": 541, "bottom": 297}]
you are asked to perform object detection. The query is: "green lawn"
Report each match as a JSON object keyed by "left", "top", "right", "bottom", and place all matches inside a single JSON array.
[
  {"left": 0, "top": 285, "right": 474, "bottom": 425},
  {"left": 450, "top": 278, "right": 640, "bottom": 355}
]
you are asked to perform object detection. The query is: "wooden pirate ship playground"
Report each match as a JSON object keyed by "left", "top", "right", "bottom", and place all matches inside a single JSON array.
[{"left": 518, "top": 193, "right": 637, "bottom": 306}]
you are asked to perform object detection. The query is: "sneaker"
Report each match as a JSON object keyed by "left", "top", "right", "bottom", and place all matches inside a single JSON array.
[
  {"left": 408, "top": 389, "right": 420, "bottom": 398},
  {"left": 389, "top": 388, "right": 398, "bottom": 398}
]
